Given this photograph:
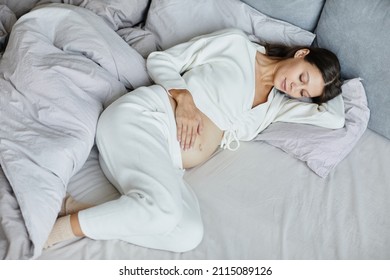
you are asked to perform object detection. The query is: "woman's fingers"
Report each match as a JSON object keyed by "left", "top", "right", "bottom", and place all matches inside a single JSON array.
[
  {"left": 177, "top": 119, "right": 201, "bottom": 151},
  {"left": 197, "top": 118, "right": 204, "bottom": 135},
  {"left": 189, "top": 126, "right": 198, "bottom": 149},
  {"left": 171, "top": 91, "right": 203, "bottom": 151},
  {"left": 179, "top": 122, "right": 187, "bottom": 149},
  {"left": 177, "top": 121, "right": 184, "bottom": 144}
]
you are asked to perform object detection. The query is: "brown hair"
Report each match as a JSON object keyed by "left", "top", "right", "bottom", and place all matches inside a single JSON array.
[{"left": 266, "top": 45, "right": 342, "bottom": 105}]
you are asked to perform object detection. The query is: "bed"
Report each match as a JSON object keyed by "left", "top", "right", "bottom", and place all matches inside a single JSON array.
[{"left": 0, "top": 0, "right": 389, "bottom": 260}]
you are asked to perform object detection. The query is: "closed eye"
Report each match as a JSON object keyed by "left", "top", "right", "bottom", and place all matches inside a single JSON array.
[{"left": 300, "top": 72, "right": 309, "bottom": 84}]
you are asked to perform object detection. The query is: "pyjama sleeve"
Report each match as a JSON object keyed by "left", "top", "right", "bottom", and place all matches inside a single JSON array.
[{"left": 273, "top": 94, "right": 345, "bottom": 129}]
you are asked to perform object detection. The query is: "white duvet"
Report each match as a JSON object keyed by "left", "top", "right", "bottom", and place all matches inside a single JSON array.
[{"left": 0, "top": 4, "right": 150, "bottom": 258}]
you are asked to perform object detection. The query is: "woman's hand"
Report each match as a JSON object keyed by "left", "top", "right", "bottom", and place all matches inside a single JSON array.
[{"left": 169, "top": 89, "right": 204, "bottom": 151}]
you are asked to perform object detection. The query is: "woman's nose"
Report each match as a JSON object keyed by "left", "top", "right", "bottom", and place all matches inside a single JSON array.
[
  {"left": 291, "top": 78, "right": 304, "bottom": 88},
  {"left": 290, "top": 81, "right": 304, "bottom": 95},
  {"left": 291, "top": 81, "right": 296, "bottom": 89},
  {"left": 290, "top": 81, "right": 300, "bottom": 90}
]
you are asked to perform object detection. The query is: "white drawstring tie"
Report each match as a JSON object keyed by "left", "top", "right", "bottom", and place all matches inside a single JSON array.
[{"left": 220, "top": 129, "right": 240, "bottom": 151}]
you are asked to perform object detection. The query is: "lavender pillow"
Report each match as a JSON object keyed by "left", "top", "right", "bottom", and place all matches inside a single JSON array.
[{"left": 254, "top": 78, "right": 370, "bottom": 178}]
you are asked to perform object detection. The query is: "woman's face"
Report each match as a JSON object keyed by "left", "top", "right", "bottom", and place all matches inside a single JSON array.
[{"left": 273, "top": 49, "right": 324, "bottom": 100}]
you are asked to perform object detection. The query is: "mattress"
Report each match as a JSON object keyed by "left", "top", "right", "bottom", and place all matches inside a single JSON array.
[{"left": 36, "top": 128, "right": 390, "bottom": 259}]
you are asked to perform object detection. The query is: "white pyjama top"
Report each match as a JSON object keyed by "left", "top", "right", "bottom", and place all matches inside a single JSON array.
[{"left": 147, "top": 28, "right": 345, "bottom": 151}]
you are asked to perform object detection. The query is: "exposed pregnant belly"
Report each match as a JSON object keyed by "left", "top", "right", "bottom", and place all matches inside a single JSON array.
[{"left": 168, "top": 96, "right": 223, "bottom": 169}]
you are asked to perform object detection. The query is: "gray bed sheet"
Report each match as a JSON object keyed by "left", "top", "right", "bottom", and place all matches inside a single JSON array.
[{"left": 37, "top": 128, "right": 390, "bottom": 260}]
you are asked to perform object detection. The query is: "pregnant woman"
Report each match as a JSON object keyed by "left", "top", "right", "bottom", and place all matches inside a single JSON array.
[{"left": 45, "top": 28, "right": 344, "bottom": 252}]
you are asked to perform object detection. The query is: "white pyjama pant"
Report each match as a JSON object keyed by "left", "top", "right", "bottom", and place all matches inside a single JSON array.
[{"left": 78, "top": 85, "right": 203, "bottom": 252}]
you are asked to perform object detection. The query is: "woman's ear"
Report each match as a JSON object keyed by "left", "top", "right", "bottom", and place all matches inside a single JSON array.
[{"left": 294, "top": 48, "right": 310, "bottom": 58}]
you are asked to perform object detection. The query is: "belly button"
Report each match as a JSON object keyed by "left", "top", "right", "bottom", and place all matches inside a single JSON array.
[{"left": 198, "top": 143, "right": 203, "bottom": 151}]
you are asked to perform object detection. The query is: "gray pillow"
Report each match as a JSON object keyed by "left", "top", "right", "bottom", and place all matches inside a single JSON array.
[
  {"left": 254, "top": 79, "right": 370, "bottom": 178},
  {"left": 315, "top": 0, "right": 390, "bottom": 140},
  {"left": 240, "top": 0, "right": 325, "bottom": 32},
  {"left": 145, "top": 0, "right": 315, "bottom": 50}
]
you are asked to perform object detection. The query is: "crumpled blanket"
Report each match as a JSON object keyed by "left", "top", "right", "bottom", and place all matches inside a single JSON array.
[
  {"left": 0, "top": 4, "right": 16, "bottom": 54},
  {"left": 0, "top": 3, "right": 150, "bottom": 258}
]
